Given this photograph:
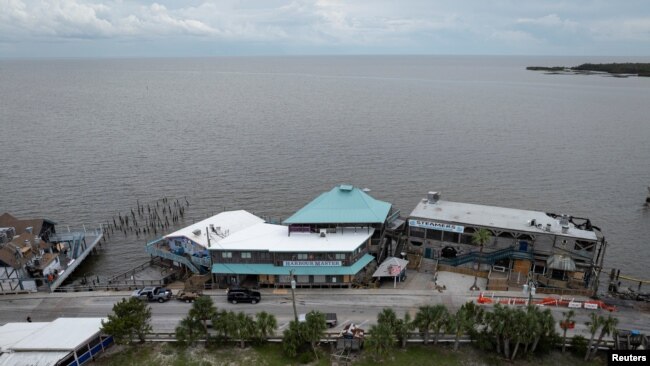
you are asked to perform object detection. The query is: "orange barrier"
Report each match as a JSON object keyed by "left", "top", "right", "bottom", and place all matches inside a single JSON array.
[{"left": 476, "top": 293, "right": 617, "bottom": 312}]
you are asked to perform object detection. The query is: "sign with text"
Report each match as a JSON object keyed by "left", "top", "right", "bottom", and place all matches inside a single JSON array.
[
  {"left": 409, "top": 219, "right": 465, "bottom": 233},
  {"left": 608, "top": 350, "right": 648, "bottom": 365},
  {"left": 283, "top": 260, "right": 342, "bottom": 267}
]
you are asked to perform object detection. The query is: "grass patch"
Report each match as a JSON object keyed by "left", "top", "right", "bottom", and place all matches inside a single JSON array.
[
  {"left": 354, "top": 345, "right": 463, "bottom": 366},
  {"left": 93, "top": 342, "right": 606, "bottom": 366}
]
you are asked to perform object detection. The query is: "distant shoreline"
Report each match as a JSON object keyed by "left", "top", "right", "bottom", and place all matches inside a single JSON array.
[{"left": 527, "top": 63, "right": 650, "bottom": 77}]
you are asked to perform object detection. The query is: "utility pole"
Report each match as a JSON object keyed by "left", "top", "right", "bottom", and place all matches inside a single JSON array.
[
  {"left": 290, "top": 269, "right": 298, "bottom": 322},
  {"left": 524, "top": 272, "right": 536, "bottom": 308}
]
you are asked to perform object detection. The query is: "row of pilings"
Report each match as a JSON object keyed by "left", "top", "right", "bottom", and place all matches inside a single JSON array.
[{"left": 101, "top": 196, "right": 190, "bottom": 241}]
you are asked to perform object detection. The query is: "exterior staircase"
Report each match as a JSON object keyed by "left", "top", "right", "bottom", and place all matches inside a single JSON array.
[
  {"left": 438, "top": 247, "right": 533, "bottom": 267},
  {"left": 145, "top": 238, "right": 203, "bottom": 274}
]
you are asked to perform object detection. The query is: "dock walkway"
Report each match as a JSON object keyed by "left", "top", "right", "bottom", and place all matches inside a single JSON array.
[{"left": 48, "top": 227, "right": 103, "bottom": 292}]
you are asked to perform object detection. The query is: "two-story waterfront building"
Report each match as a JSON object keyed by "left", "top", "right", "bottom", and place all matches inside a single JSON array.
[
  {"left": 210, "top": 185, "right": 396, "bottom": 288},
  {"left": 405, "top": 192, "right": 606, "bottom": 293},
  {"left": 148, "top": 185, "right": 398, "bottom": 288}
]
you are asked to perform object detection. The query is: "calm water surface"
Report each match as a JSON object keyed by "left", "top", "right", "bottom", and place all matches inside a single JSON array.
[{"left": 0, "top": 56, "right": 649, "bottom": 281}]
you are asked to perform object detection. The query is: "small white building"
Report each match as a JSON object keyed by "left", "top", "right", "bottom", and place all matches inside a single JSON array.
[{"left": 0, "top": 318, "right": 113, "bottom": 366}]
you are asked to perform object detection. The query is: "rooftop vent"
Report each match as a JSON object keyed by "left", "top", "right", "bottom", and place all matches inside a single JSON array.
[
  {"left": 527, "top": 219, "right": 537, "bottom": 227},
  {"left": 559, "top": 214, "right": 570, "bottom": 227},
  {"left": 339, "top": 184, "right": 354, "bottom": 192},
  {"left": 545, "top": 223, "right": 552, "bottom": 232},
  {"left": 319, "top": 229, "right": 327, "bottom": 238},
  {"left": 427, "top": 191, "right": 440, "bottom": 204},
  {"left": 362, "top": 187, "right": 371, "bottom": 193},
  {"left": 192, "top": 229, "right": 202, "bottom": 236},
  {"left": 561, "top": 225, "right": 569, "bottom": 234}
]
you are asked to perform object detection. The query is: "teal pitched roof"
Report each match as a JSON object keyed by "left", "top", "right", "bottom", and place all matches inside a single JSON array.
[
  {"left": 212, "top": 254, "right": 375, "bottom": 276},
  {"left": 283, "top": 185, "right": 392, "bottom": 224}
]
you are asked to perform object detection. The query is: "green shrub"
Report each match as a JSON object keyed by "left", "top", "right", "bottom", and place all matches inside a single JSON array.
[
  {"left": 570, "top": 335, "right": 587, "bottom": 357},
  {"left": 536, "top": 332, "right": 561, "bottom": 355},
  {"left": 297, "top": 350, "right": 315, "bottom": 364},
  {"left": 474, "top": 329, "right": 495, "bottom": 352}
]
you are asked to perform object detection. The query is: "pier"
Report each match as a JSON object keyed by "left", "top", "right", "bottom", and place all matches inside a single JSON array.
[{"left": 46, "top": 226, "right": 103, "bottom": 292}]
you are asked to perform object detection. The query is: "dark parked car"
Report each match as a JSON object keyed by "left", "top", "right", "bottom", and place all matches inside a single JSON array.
[{"left": 227, "top": 287, "right": 261, "bottom": 304}]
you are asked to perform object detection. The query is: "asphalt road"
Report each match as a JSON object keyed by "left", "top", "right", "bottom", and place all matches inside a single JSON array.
[{"left": 1, "top": 289, "right": 648, "bottom": 339}]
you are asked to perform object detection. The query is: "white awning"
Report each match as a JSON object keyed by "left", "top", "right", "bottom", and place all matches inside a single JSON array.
[
  {"left": 372, "top": 257, "right": 409, "bottom": 278},
  {"left": 546, "top": 254, "right": 576, "bottom": 271}
]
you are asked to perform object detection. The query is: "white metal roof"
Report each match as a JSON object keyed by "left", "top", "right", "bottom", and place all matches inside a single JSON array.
[
  {"left": 0, "top": 351, "right": 69, "bottom": 366},
  {"left": 164, "top": 210, "right": 265, "bottom": 249},
  {"left": 0, "top": 322, "right": 49, "bottom": 352},
  {"left": 9, "top": 318, "right": 104, "bottom": 351},
  {"left": 215, "top": 223, "right": 375, "bottom": 252},
  {"left": 372, "top": 257, "right": 409, "bottom": 277},
  {"left": 409, "top": 199, "right": 598, "bottom": 241}
]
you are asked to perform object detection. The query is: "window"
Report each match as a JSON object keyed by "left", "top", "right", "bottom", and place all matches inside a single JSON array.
[
  {"left": 241, "top": 252, "right": 251, "bottom": 259},
  {"left": 426, "top": 229, "right": 442, "bottom": 241},
  {"left": 444, "top": 232, "right": 460, "bottom": 243},
  {"left": 410, "top": 227, "right": 425, "bottom": 238},
  {"left": 297, "top": 253, "right": 308, "bottom": 260},
  {"left": 222, "top": 252, "right": 232, "bottom": 258},
  {"left": 335, "top": 253, "right": 345, "bottom": 260},
  {"left": 575, "top": 240, "right": 595, "bottom": 252}
]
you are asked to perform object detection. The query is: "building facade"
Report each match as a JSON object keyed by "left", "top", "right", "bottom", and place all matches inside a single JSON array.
[
  {"left": 405, "top": 192, "right": 605, "bottom": 292},
  {"left": 148, "top": 185, "right": 397, "bottom": 288}
]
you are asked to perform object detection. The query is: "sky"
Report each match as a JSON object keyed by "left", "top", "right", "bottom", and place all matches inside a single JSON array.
[{"left": 1, "top": 0, "right": 650, "bottom": 58}]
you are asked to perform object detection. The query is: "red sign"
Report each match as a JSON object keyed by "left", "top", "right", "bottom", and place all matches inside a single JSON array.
[{"left": 389, "top": 265, "right": 401, "bottom": 276}]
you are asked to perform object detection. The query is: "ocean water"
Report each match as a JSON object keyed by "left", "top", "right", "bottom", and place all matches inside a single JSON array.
[{"left": 0, "top": 56, "right": 649, "bottom": 281}]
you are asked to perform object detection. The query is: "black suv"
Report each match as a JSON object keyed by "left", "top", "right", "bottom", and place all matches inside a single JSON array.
[{"left": 227, "top": 287, "right": 261, "bottom": 304}]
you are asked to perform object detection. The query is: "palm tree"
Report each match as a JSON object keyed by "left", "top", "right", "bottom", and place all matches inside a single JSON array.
[
  {"left": 448, "top": 302, "right": 483, "bottom": 351},
  {"left": 234, "top": 311, "right": 256, "bottom": 348},
  {"left": 430, "top": 304, "right": 449, "bottom": 345},
  {"left": 470, "top": 228, "right": 492, "bottom": 291},
  {"left": 255, "top": 311, "right": 278, "bottom": 342},
  {"left": 560, "top": 310, "right": 576, "bottom": 353},
  {"left": 377, "top": 308, "right": 398, "bottom": 331},
  {"left": 414, "top": 305, "right": 436, "bottom": 345},
  {"left": 585, "top": 313, "right": 603, "bottom": 361},
  {"left": 175, "top": 315, "right": 203, "bottom": 346},
  {"left": 212, "top": 310, "right": 237, "bottom": 342},
  {"left": 282, "top": 320, "right": 302, "bottom": 358},
  {"left": 510, "top": 308, "right": 529, "bottom": 360},
  {"left": 589, "top": 314, "right": 618, "bottom": 360},
  {"left": 303, "top": 311, "right": 327, "bottom": 360},
  {"left": 188, "top": 295, "right": 217, "bottom": 335},
  {"left": 212, "top": 310, "right": 229, "bottom": 340},
  {"left": 531, "top": 308, "right": 555, "bottom": 354},
  {"left": 500, "top": 306, "right": 515, "bottom": 358},
  {"left": 394, "top": 312, "right": 415, "bottom": 348},
  {"left": 486, "top": 304, "right": 507, "bottom": 355},
  {"left": 366, "top": 323, "right": 394, "bottom": 361}
]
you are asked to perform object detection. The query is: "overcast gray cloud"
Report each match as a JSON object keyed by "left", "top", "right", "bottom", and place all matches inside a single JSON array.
[{"left": 0, "top": 0, "right": 649, "bottom": 57}]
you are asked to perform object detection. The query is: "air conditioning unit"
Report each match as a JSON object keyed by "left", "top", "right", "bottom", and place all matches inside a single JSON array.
[
  {"left": 192, "top": 229, "right": 202, "bottom": 236},
  {"left": 319, "top": 229, "right": 327, "bottom": 238}
]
